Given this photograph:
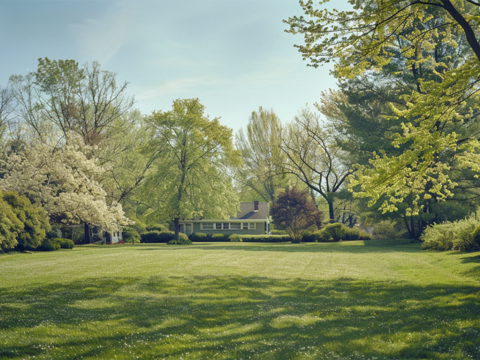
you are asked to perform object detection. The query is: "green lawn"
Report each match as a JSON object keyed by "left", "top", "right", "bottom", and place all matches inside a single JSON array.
[{"left": 1, "top": 240, "right": 479, "bottom": 359}]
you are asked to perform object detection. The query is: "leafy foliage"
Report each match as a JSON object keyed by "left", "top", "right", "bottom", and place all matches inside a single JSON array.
[
  {"left": 167, "top": 234, "right": 191, "bottom": 245},
  {"left": 0, "top": 192, "right": 23, "bottom": 251},
  {"left": 271, "top": 187, "right": 323, "bottom": 242},
  {"left": 286, "top": 1, "right": 480, "bottom": 216},
  {"left": 140, "top": 231, "right": 175, "bottom": 244},
  {"left": 143, "top": 98, "right": 241, "bottom": 239},
  {"left": 422, "top": 211, "right": 480, "bottom": 251},
  {"left": 38, "top": 238, "right": 61, "bottom": 251},
  {"left": 315, "top": 223, "right": 371, "bottom": 242},
  {"left": 51, "top": 238, "right": 74, "bottom": 249},
  {"left": 235, "top": 107, "right": 287, "bottom": 202},
  {"left": 228, "top": 234, "right": 242, "bottom": 242},
  {"left": 122, "top": 228, "right": 141, "bottom": 244},
  {"left": 1, "top": 190, "right": 50, "bottom": 250},
  {"left": 0, "top": 136, "right": 130, "bottom": 233}
]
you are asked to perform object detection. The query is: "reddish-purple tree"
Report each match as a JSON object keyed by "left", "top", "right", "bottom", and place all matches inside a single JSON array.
[{"left": 271, "top": 187, "right": 323, "bottom": 242}]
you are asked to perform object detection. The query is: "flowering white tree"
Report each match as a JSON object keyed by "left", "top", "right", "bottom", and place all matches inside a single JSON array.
[{"left": 0, "top": 135, "right": 130, "bottom": 242}]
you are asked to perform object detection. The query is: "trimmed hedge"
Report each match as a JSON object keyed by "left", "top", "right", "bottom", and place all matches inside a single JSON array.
[
  {"left": 189, "top": 233, "right": 208, "bottom": 241},
  {"left": 140, "top": 231, "right": 190, "bottom": 243},
  {"left": 240, "top": 235, "right": 292, "bottom": 243},
  {"left": 211, "top": 234, "right": 228, "bottom": 241}
]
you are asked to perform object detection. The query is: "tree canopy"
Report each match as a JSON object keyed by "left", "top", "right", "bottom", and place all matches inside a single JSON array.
[
  {"left": 286, "top": 0, "right": 480, "bottom": 215},
  {"left": 143, "top": 98, "right": 241, "bottom": 239}
]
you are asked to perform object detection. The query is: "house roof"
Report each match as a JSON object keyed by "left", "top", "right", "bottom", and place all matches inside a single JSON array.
[{"left": 231, "top": 202, "right": 269, "bottom": 220}]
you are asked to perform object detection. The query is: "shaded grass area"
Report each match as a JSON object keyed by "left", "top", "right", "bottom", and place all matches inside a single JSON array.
[{"left": 0, "top": 241, "right": 480, "bottom": 359}]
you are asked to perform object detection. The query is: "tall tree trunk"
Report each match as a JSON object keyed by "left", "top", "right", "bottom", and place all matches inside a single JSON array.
[
  {"left": 174, "top": 217, "right": 179, "bottom": 241},
  {"left": 328, "top": 199, "right": 335, "bottom": 223},
  {"left": 84, "top": 222, "right": 91, "bottom": 244}
]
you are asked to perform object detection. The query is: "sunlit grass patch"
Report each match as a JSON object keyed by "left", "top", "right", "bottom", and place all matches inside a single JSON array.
[{"left": 0, "top": 241, "right": 479, "bottom": 359}]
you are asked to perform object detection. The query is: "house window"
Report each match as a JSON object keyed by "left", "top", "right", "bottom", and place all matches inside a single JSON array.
[
  {"left": 230, "top": 223, "right": 241, "bottom": 230},
  {"left": 249, "top": 223, "right": 256, "bottom": 229},
  {"left": 216, "top": 223, "right": 222, "bottom": 230},
  {"left": 202, "top": 223, "right": 214, "bottom": 230},
  {"left": 223, "top": 223, "right": 229, "bottom": 230},
  {"left": 242, "top": 223, "right": 249, "bottom": 230}
]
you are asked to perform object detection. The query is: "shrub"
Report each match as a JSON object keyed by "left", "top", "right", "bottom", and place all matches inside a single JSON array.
[
  {"left": 140, "top": 230, "right": 163, "bottom": 243},
  {"left": 167, "top": 237, "right": 192, "bottom": 245},
  {"left": 211, "top": 233, "right": 227, "bottom": 241},
  {"left": 229, "top": 234, "right": 242, "bottom": 242},
  {"left": 190, "top": 233, "right": 208, "bottom": 241},
  {"left": 46, "top": 229, "right": 62, "bottom": 239},
  {"left": 241, "top": 235, "right": 292, "bottom": 243},
  {"left": 422, "top": 212, "right": 480, "bottom": 251},
  {"left": 52, "top": 238, "right": 74, "bottom": 249},
  {"left": 146, "top": 224, "right": 168, "bottom": 232},
  {"left": 301, "top": 231, "right": 316, "bottom": 242},
  {"left": 123, "top": 228, "right": 141, "bottom": 244},
  {"left": 372, "top": 220, "right": 404, "bottom": 240},
  {"left": 0, "top": 194, "right": 24, "bottom": 251},
  {"left": 38, "top": 238, "right": 61, "bottom": 251},
  {"left": 2, "top": 190, "right": 51, "bottom": 250},
  {"left": 314, "top": 223, "right": 371, "bottom": 242}
]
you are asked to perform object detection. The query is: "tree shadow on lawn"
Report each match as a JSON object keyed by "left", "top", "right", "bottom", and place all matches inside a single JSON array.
[{"left": 0, "top": 276, "right": 479, "bottom": 359}]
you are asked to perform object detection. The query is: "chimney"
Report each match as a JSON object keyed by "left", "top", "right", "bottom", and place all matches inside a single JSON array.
[{"left": 254, "top": 201, "right": 259, "bottom": 212}]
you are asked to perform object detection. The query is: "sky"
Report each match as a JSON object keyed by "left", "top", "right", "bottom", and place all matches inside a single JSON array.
[{"left": 0, "top": 0, "right": 348, "bottom": 133}]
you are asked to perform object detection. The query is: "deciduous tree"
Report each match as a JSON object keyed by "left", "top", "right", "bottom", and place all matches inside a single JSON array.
[
  {"left": 144, "top": 98, "right": 241, "bottom": 240},
  {"left": 281, "top": 107, "right": 352, "bottom": 223},
  {"left": 271, "top": 187, "right": 323, "bottom": 242},
  {"left": 0, "top": 135, "right": 130, "bottom": 242},
  {"left": 236, "top": 107, "right": 287, "bottom": 202}
]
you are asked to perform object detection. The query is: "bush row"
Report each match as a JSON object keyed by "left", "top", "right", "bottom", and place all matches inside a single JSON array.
[
  {"left": 422, "top": 212, "right": 480, "bottom": 251},
  {"left": 304, "top": 223, "right": 371, "bottom": 242},
  {"left": 135, "top": 224, "right": 370, "bottom": 245},
  {"left": 140, "top": 230, "right": 189, "bottom": 243},
  {"left": 37, "top": 238, "right": 74, "bottom": 251}
]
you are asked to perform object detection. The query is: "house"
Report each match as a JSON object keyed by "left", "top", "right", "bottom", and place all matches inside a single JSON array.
[{"left": 178, "top": 201, "right": 270, "bottom": 236}]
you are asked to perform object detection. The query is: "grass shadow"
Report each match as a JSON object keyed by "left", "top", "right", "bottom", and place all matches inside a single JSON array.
[{"left": 1, "top": 275, "right": 479, "bottom": 359}]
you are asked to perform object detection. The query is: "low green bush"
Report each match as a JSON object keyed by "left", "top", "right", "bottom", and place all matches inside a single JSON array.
[
  {"left": 241, "top": 235, "right": 292, "bottom": 243},
  {"left": 314, "top": 223, "right": 371, "bottom": 242},
  {"left": 123, "top": 228, "right": 141, "bottom": 244},
  {"left": 189, "top": 233, "right": 208, "bottom": 241},
  {"left": 301, "top": 231, "right": 316, "bottom": 242},
  {"left": 422, "top": 212, "right": 480, "bottom": 251},
  {"left": 52, "top": 238, "right": 74, "bottom": 249},
  {"left": 141, "top": 231, "right": 170, "bottom": 243},
  {"left": 167, "top": 236, "right": 192, "bottom": 245},
  {"left": 211, "top": 233, "right": 227, "bottom": 241},
  {"left": 229, "top": 234, "right": 242, "bottom": 242},
  {"left": 38, "top": 238, "right": 61, "bottom": 251}
]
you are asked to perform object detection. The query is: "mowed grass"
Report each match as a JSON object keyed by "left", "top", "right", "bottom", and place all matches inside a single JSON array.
[{"left": 1, "top": 240, "right": 480, "bottom": 359}]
